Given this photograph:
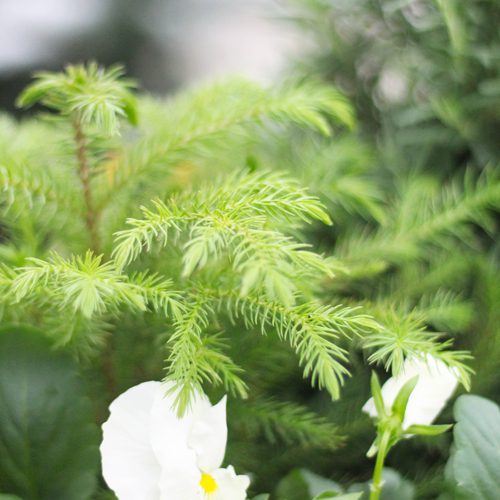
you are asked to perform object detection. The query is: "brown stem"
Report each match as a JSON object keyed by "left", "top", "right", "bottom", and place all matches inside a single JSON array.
[
  {"left": 73, "top": 119, "right": 118, "bottom": 402},
  {"left": 74, "top": 118, "right": 100, "bottom": 252}
]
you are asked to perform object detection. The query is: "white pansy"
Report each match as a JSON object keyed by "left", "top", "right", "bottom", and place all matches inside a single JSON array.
[
  {"left": 363, "top": 354, "right": 459, "bottom": 429},
  {"left": 100, "top": 381, "right": 250, "bottom": 500}
]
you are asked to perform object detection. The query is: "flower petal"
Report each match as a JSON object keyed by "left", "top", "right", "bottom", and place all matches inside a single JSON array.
[
  {"left": 363, "top": 354, "right": 459, "bottom": 429},
  {"left": 188, "top": 395, "right": 228, "bottom": 471},
  {"left": 402, "top": 355, "right": 459, "bottom": 428},
  {"left": 158, "top": 460, "right": 202, "bottom": 500},
  {"left": 362, "top": 397, "right": 378, "bottom": 420},
  {"left": 100, "top": 381, "right": 161, "bottom": 500},
  {"left": 150, "top": 386, "right": 232, "bottom": 497},
  {"left": 150, "top": 383, "right": 225, "bottom": 500},
  {"left": 149, "top": 382, "right": 199, "bottom": 464},
  {"left": 211, "top": 465, "right": 251, "bottom": 500},
  {"left": 149, "top": 383, "right": 228, "bottom": 473}
]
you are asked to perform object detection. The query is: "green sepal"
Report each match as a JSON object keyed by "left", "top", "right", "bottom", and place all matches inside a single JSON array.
[
  {"left": 406, "top": 423, "right": 453, "bottom": 436},
  {"left": 370, "top": 371, "right": 386, "bottom": 418},
  {"left": 391, "top": 375, "right": 419, "bottom": 421},
  {"left": 366, "top": 438, "right": 378, "bottom": 458}
]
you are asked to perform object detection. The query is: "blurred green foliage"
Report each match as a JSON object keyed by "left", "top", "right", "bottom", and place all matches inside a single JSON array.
[
  {"left": 275, "top": 0, "right": 500, "bottom": 497},
  {"left": 0, "top": 326, "right": 99, "bottom": 499}
]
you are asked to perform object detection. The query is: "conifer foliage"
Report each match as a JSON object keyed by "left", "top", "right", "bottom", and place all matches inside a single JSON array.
[
  {"left": 0, "top": 58, "right": 498, "bottom": 498},
  {"left": 1, "top": 63, "right": 374, "bottom": 417}
]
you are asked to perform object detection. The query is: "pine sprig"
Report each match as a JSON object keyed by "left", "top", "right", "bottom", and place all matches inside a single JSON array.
[
  {"left": 231, "top": 398, "right": 343, "bottom": 450},
  {"left": 112, "top": 170, "right": 333, "bottom": 303},
  {"left": 96, "top": 77, "right": 353, "bottom": 207},
  {"left": 0, "top": 264, "right": 15, "bottom": 298},
  {"left": 208, "top": 287, "right": 379, "bottom": 400},
  {"left": 17, "top": 62, "right": 137, "bottom": 135},
  {"left": 415, "top": 290, "right": 474, "bottom": 333},
  {"left": 361, "top": 307, "right": 473, "bottom": 389},
  {"left": 0, "top": 116, "right": 80, "bottom": 227},
  {"left": 342, "top": 168, "right": 500, "bottom": 267},
  {"left": 159, "top": 282, "right": 377, "bottom": 413},
  {"left": 126, "top": 271, "right": 186, "bottom": 321},
  {"left": 164, "top": 300, "right": 248, "bottom": 415},
  {"left": 10, "top": 251, "right": 184, "bottom": 319},
  {"left": 0, "top": 161, "right": 78, "bottom": 212},
  {"left": 43, "top": 311, "right": 112, "bottom": 359}
]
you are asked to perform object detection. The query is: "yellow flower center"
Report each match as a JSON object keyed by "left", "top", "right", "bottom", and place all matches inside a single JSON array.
[{"left": 200, "top": 472, "right": 218, "bottom": 494}]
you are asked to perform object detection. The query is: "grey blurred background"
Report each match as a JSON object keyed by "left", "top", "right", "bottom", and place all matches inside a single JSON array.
[{"left": 0, "top": 0, "right": 307, "bottom": 111}]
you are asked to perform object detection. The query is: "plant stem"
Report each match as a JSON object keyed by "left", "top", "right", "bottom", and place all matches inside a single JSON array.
[
  {"left": 370, "top": 429, "right": 392, "bottom": 500},
  {"left": 74, "top": 118, "right": 100, "bottom": 252},
  {"left": 73, "top": 119, "right": 118, "bottom": 404}
]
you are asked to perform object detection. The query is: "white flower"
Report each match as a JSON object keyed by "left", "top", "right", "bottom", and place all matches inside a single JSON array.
[
  {"left": 363, "top": 354, "right": 459, "bottom": 429},
  {"left": 100, "top": 381, "right": 250, "bottom": 500}
]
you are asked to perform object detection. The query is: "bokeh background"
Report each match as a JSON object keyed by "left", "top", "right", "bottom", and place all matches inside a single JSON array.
[{"left": 0, "top": 0, "right": 307, "bottom": 112}]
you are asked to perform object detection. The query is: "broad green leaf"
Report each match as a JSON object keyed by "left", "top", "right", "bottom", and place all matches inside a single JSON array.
[
  {"left": 0, "top": 495, "right": 23, "bottom": 500},
  {"left": 445, "top": 395, "right": 500, "bottom": 499},
  {"left": 276, "top": 469, "right": 309, "bottom": 500},
  {"left": 300, "top": 469, "right": 343, "bottom": 498},
  {"left": 276, "top": 468, "right": 342, "bottom": 500},
  {"left": 0, "top": 325, "right": 99, "bottom": 500},
  {"left": 251, "top": 495, "right": 271, "bottom": 500}
]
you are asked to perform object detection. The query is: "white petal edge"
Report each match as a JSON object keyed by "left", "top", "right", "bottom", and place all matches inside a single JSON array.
[
  {"left": 100, "top": 381, "right": 161, "bottom": 500},
  {"left": 188, "top": 395, "right": 228, "bottom": 472},
  {"left": 150, "top": 382, "right": 207, "bottom": 498},
  {"left": 402, "top": 355, "right": 459, "bottom": 428},
  {"left": 211, "top": 465, "right": 251, "bottom": 500}
]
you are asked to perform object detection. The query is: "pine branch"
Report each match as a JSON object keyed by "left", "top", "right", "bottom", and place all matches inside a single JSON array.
[
  {"left": 231, "top": 398, "right": 343, "bottom": 450},
  {"left": 96, "top": 78, "right": 353, "bottom": 207},
  {"left": 164, "top": 300, "right": 248, "bottom": 415},
  {"left": 42, "top": 310, "right": 112, "bottom": 360},
  {"left": 0, "top": 161, "right": 78, "bottom": 213},
  {"left": 414, "top": 290, "right": 474, "bottom": 333},
  {"left": 126, "top": 271, "right": 186, "bottom": 321},
  {"left": 13, "top": 63, "right": 139, "bottom": 252},
  {"left": 281, "top": 135, "right": 385, "bottom": 223},
  {"left": 0, "top": 116, "right": 86, "bottom": 244},
  {"left": 360, "top": 307, "right": 473, "bottom": 389},
  {"left": 341, "top": 168, "right": 500, "bottom": 268},
  {"left": 74, "top": 118, "right": 100, "bottom": 251},
  {"left": 9, "top": 251, "right": 184, "bottom": 319},
  {"left": 112, "top": 170, "right": 333, "bottom": 303},
  {"left": 206, "top": 286, "right": 379, "bottom": 400},
  {"left": 17, "top": 62, "right": 137, "bottom": 136}
]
